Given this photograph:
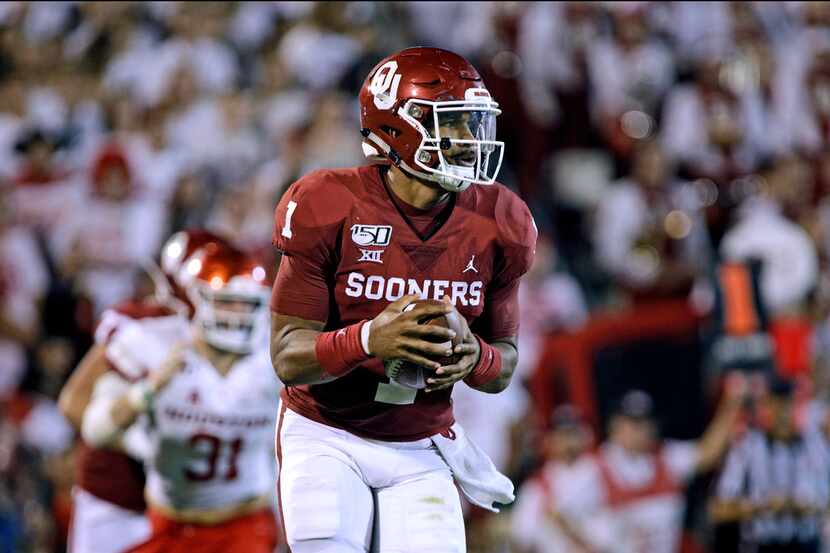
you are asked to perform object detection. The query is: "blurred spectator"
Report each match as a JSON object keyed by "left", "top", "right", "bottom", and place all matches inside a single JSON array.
[
  {"left": 594, "top": 384, "right": 744, "bottom": 553},
  {"left": 277, "top": 2, "right": 366, "bottom": 91},
  {"left": 516, "top": 234, "right": 587, "bottom": 380},
  {"left": 0, "top": 187, "right": 47, "bottom": 383},
  {"left": 711, "top": 378, "right": 825, "bottom": 552},
  {"left": 593, "top": 139, "right": 707, "bottom": 300},
  {"left": 518, "top": 2, "right": 601, "bottom": 148},
  {"left": 55, "top": 144, "right": 167, "bottom": 314},
  {"left": 662, "top": 57, "right": 765, "bottom": 184},
  {"left": 720, "top": 157, "right": 819, "bottom": 317},
  {"left": 786, "top": 31, "right": 830, "bottom": 155},
  {"left": 9, "top": 128, "right": 83, "bottom": 245},
  {"left": 588, "top": 3, "right": 674, "bottom": 163},
  {"left": 510, "top": 405, "right": 611, "bottom": 553}
]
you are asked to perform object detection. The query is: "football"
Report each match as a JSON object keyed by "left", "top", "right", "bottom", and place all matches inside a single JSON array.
[{"left": 384, "top": 299, "right": 466, "bottom": 389}]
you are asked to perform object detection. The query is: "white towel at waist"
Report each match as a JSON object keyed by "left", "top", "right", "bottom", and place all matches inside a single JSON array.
[{"left": 430, "top": 421, "right": 515, "bottom": 512}]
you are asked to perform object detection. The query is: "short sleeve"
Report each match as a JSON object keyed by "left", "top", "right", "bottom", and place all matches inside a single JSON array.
[
  {"left": 272, "top": 170, "right": 348, "bottom": 266},
  {"left": 663, "top": 440, "right": 699, "bottom": 483},
  {"left": 473, "top": 188, "right": 536, "bottom": 341},
  {"left": 94, "top": 301, "right": 174, "bottom": 346},
  {"left": 270, "top": 253, "right": 331, "bottom": 322},
  {"left": 270, "top": 171, "right": 353, "bottom": 322},
  {"left": 105, "top": 316, "right": 188, "bottom": 382},
  {"left": 473, "top": 278, "right": 520, "bottom": 341},
  {"left": 493, "top": 187, "right": 537, "bottom": 287}
]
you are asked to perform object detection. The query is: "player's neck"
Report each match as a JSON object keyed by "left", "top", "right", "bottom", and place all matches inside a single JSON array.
[
  {"left": 194, "top": 337, "right": 242, "bottom": 376},
  {"left": 384, "top": 165, "right": 449, "bottom": 210}
]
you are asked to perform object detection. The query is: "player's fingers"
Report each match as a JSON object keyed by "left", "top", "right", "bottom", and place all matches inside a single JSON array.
[
  {"left": 387, "top": 294, "right": 420, "bottom": 312},
  {"left": 400, "top": 338, "right": 453, "bottom": 359},
  {"left": 453, "top": 343, "right": 478, "bottom": 355},
  {"left": 394, "top": 350, "right": 442, "bottom": 371},
  {"left": 402, "top": 323, "right": 456, "bottom": 340},
  {"left": 402, "top": 303, "right": 452, "bottom": 321},
  {"left": 425, "top": 376, "right": 462, "bottom": 392},
  {"left": 434, "top": 360, "right": 471, "bottom": 376}
]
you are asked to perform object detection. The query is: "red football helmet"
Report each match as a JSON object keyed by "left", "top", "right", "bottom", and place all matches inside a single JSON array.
[
  {"left": 149, "top": 229, "right": 230, "bottom": 316},
  {"left": 177, "top": 242, "right": 270, "bottom": 354},
  {"left": 359, "top": 47, "right": 504, "bottom": 193}
]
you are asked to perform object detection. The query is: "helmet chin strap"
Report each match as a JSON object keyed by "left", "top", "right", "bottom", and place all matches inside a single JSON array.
[
  {"left": 361, "top": 129, "right": 474, "bottom": 193},
  {"left": 435, "top": 164, "right": 475, "bottom": 192},
  {"left": 399, "top": 160, "right": 471, "bottom": 193}
]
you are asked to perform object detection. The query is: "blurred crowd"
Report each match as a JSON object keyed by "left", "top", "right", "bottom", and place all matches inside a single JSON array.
[{"left": 2, "top": 1, "right": 830, "bottom": 552}]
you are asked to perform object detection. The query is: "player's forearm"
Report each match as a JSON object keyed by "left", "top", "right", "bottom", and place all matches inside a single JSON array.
[
  {"left": 270, "top": 314, "right": 333, "bottom": 386},
  {"left": 271, "top": 327, "right": 337, "bottom": 386},
  {"left": 59, "top": 344, "right": 109, "bottom": 430},
  {"left": 469, "top": 339, "right": 517, "bottom": 393}
]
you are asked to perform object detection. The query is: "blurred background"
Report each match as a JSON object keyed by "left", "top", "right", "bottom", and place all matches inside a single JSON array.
[{"left": 2, "top": 1, "right": 830, "bottom": 552}]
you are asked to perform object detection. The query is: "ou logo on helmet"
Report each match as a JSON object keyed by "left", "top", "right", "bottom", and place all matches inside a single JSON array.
[{"left": 369, "top": 61, "right": 401, "bottom": 110}]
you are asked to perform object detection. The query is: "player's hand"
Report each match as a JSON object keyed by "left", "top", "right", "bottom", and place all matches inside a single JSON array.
[
  {"left": 368, "top": 295, "right": 458, "bottom": 371},
  {"left": 147, "top": 343, "right": 187, "bottom": 393},
  {"left": 426, "top": 299, "right": 480, "bottom": 392}
]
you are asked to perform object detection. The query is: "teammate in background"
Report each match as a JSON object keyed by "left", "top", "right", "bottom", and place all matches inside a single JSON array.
[
  {"left": 270, "top": 47, "right": 536, "bottom": 552},
  {"left": 594, "top": 381, "right": 747, "bottom": 553},
  {"left": 511, "top": 405, "right": 613, "bottom": 553},
  {"left": 81, "top": 242, "right": 279, "bottom": 553},
  {"left": 58, "top": 230, "right": 228, "bottom": 553}
]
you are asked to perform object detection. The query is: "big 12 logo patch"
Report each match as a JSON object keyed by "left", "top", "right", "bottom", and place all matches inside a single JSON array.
[{"left": 351, "top": 224, "right": 392, "bottom": 247}]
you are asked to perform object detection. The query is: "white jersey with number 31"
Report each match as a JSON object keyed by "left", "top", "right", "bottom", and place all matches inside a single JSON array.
[{"left": 143, "top": 346, "right": 280, "bottom": 511}]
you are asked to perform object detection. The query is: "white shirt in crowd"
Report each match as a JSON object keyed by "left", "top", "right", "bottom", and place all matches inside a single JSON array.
[
  {"left": 587, "top": 36, "right": 675, "bottom": 120},
  {"left": 0, "top": 225, "right": 48, "bottom": 381},
  {"left": 512, "top": 442, "right": 698, "bottom": 553},
  {"left": 511, "top": 455, "right": 613, "bottom": 553},
  {"left": 57, "top": 191, "right": 167, "bottom": 315},
  {"left": 516, "top": 274, "right": 588, "bottom": 380},
  {"left": 597, "top": 441, "right": 698, "bottom": 553},
  {"left": 720, "top": 197, "right": 818, "bottom": 314},
  {"left": 593, "top": 179, "right": 707, "bottom": 286}
]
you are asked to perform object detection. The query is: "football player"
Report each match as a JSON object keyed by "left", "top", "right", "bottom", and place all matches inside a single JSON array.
[
  {"left": 270, "top": 47, "right": 537, "bottom": 552},
  {"left": 81, "top": 242, "right": 279, "bottom": 553},
  {"left": 58, "top": 230, "right": 228, "bottom": 553}
]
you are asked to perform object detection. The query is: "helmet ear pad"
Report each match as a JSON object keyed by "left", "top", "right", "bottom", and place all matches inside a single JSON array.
[{"left": 361, "top": 105, "right": 424, "bottom": 168}]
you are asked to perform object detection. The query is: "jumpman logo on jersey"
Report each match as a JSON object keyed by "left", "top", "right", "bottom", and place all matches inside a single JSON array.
[{"left": 463, "top": 254, "right": 478, "bottom": 274}]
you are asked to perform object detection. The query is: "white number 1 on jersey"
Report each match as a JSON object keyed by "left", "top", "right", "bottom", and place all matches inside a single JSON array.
[{"left": 281, "top": 200, "right": 297, "bottom": 239}]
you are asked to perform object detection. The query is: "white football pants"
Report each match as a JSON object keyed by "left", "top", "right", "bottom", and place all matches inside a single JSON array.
[
  {"left": 277, "top": 406, "right": 466, "bottom": 553},
  {"left": 68, "top": 487, "right": 150, "bottom": 553}
]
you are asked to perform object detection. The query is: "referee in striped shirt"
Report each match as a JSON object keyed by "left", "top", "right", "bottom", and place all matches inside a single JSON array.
[{"left": 710, "top": 377, "right": 825, "bottom": 553}]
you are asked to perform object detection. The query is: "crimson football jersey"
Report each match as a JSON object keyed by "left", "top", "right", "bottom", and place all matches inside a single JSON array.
[
  {"left": 271, "top": 164, "right": 536, "bottom": 441},
  {"left": 76, "top": 298, "right": 175, "bottom": 512}
]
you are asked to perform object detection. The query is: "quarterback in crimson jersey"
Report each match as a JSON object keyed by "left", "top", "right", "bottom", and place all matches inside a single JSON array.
[{"left": 271, "top": 47, "right": 536, "bottom": 552}]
